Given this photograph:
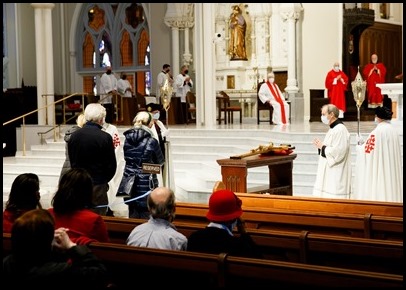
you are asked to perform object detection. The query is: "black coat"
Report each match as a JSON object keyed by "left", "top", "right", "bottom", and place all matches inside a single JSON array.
[
  {"left": 3, "top": 245, "right": 109, "bottom": 289},
  {"left": 187, "top": 227, "right": 263, "bottom": 259},
  {"left": 121, "top": 125, "right": 165, "bottom": 203},
  {"left": 68, "top": 122, "right": 117, "bottom": 185}
]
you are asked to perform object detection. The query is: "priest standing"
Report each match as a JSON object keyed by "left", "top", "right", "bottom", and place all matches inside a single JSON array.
[
  {"left": 325, "top": 62, "right": 348, "bottom": 118},
  {"left": 312, "top": 104, "right": 352, "bottom": 199},
  {"left": 353, "top": 106, "right": 402, "bottom": 202}
]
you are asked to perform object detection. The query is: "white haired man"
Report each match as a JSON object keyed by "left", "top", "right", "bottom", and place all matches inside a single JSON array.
[
  {"left": 68, "top": 103, "right": 117, "bottom": 215},
  {"left": 258, "top": 72, "right": 290, "bottom": 125}
]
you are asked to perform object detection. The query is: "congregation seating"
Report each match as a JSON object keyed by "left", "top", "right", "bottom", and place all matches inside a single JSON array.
[
  {"left": 101, "top": 216, "right": 403, "bottom": 275},
  {"left": 172, "top": 202, "right": 403, "bottom": 240},
  {"left": 235, "top": 192, "right": 403, "bottom": 217},
  {"left": 3, "top": 193, "right": 403, "bottom": 286},
  {"left": 3, "top": 232, "right": 402, "bottom": 288}
]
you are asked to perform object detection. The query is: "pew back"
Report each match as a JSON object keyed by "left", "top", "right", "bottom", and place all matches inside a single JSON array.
[
  {"left": 174, "top": 202, "right": 403, "bottom": 240},
  {"left": 102, "top": 216, "right": 403, "bottom": 275},
  {"left": 235, "top": 192, "right": 403, "bottom": 217},
  {"left": 4, "top": 233, "right": 401, "bottom": 288}
]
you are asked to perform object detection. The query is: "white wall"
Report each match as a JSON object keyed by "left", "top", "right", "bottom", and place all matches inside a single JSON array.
[{"left": 302, "top": 3, "right": 342, "bottom": 120}]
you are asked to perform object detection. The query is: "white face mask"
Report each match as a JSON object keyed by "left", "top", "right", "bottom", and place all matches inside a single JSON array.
[
  {"left": 333, "top": 66, "right": 339, "bottom": 72},
  {"left": 321, "top": 115, "right": 329, "bottom": 125},
  {"left": 153, "top": 112, "right": 160, "bottom": 120},
  {"left": 374, "top": 117, "right": 379, "bottom": 124},
  {"left": 268, "top": 77, "right": 274, "bottom": 83}
]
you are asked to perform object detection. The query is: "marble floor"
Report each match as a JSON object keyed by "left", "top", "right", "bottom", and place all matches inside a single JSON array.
[{"left": 160, "top": 117, "right": 403, "bottom": 136}]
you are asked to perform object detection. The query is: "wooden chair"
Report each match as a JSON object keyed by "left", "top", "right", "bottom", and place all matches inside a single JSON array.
[
  {"left": 257, "top": 80, "right": 274, "bottom": 124},
  {"left": 219, "top": 91, "right": 242, "bottom": 124},
  {"left": 186, "top": 91, "right": 196, "bottom": 124}
]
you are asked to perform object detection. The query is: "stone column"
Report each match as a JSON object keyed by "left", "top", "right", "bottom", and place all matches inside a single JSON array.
[
  {"left": 31, "top": 3, "right": 55, "bottom": 125},
  {"left": 280, "top": 4, "right": 303, "bottom": 122}
]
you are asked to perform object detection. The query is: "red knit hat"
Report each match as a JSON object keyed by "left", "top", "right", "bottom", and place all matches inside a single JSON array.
[{"left": 206, "top": 189, "right": 243, "bottom": 222}]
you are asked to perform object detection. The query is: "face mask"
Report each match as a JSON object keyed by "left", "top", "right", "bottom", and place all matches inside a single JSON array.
[
  {"left": 184, "top": 70, "right": 189, "bottom": 75},
  {"left": 268, "top": 78, "right": 274, "bottom": 83},
  {"left": 333, "top": 66, "right": 339, "bottom": 72},
  {"left": 372, "top": 59, "right": 377, "bottom": 64},
  {"left": 374, "top": 117, "right": 379, "bottom": 124},
  {"left": 153, "top": 112, "right": 160, "bottom": 120},
  {"left": 321, "top": 115, "right": 329, "bottom": 125}
]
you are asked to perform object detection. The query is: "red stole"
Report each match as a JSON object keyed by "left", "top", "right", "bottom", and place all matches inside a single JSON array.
[{"left": 266, "top": 82, "right": 287, "bottom": 124}]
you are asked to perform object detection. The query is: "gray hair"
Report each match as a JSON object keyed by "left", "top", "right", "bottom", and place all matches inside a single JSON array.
[
  {"left": 322, "top": 104, "right": 339, "bottom": 118},
  {"left": 84, "top": 103, "right": 106, "bottom": 123}
]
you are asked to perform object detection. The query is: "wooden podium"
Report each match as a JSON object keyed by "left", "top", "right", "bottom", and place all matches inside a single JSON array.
[
  {"left": 167, "top": 96, "right": 183, "bottom": 125},
  {"left": 216, "top": 154, "right": 297, "bottom": 195}
]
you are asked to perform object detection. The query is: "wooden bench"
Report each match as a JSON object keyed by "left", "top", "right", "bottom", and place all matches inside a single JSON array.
[
  {"left": 4, "top": 233, "right": 400, "bottom": 287},
  {"left": 102, "top": 216, "right": 403, "bottom": 275},
  {"left": 235, "top": 192, "right": 403, "bottom": 217},
  {"left": 174, "top": 202, "right": 403, "bottom": 240}
]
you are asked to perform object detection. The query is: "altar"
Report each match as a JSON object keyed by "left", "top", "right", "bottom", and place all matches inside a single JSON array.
[{"left": 376, "top": 83, "right": 403, "bottom": 122}]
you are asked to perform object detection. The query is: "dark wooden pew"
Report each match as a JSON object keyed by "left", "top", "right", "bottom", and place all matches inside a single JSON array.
[
  {"left": 224, "top": 255, "right": 403, "bottom": 287},
  {"left": 173, "top": 202, "right": 403, "bottom": 240},
  {"left": 102, "top": 216, "right": 403, "bottom": 275},
  {"left": 235, "top": 192, "right": 403, "bottom": 217},
  {"left": 4, "top": 232, "right": 401, "bottom": 287},
  {"left": 212, "top": 180, "right": 403, "bottom": 218}
]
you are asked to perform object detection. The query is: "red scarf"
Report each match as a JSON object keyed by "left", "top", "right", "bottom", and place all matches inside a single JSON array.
[{"left": 266, "top": 82, "right": 287, "bottom": 124}]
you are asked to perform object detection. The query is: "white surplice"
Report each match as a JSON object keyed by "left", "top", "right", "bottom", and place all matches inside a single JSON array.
[
  {"left": 313, "top": 121, "right": 352, "bottom": 199},
  {"left": 353, "top": 121, "right": 403, "bottom": 203}
]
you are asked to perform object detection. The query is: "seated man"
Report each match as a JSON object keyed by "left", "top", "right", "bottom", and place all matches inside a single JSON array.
[
  {"left": 126, "top": 187, "right": 187, "bottom": 250},
  {"left": 258, "top": 72, "right": 290, "bottom": 125},
  {"left": 187, "top": 189, "right": 262, "bottom": 258}
]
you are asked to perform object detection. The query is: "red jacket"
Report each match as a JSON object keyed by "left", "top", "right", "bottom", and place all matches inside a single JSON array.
[{"left": 48, "top": 208, "right": 110, "bottom": 244}]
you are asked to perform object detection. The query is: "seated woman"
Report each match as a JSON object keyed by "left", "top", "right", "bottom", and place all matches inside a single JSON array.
[
  {"left": 48, "top": 168, "right": 110, "bottom": 244},
  {"left": 3, "top": 173, "right": 42, "bottom": 233},
  {"left": 3, "top": 208, "right": 109, "bottom": 288}
]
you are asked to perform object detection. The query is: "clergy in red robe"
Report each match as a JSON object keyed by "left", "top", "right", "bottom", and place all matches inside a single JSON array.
[
  {"left": 362, "top": 53, "right": 386, "bottom": 108},
  {"left": 258, "top": 72, "right": 290, "bottom": 125},
  {"left": 325, "top": 62, "right": 349, "bottom": 118}
]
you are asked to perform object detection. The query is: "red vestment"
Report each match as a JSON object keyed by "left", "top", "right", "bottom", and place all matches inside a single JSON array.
[
  {"left": 362, "top": 62, "right": 386, "bottom": 108},
  {"left": 266, "top": 82, "right": 287, "bottom": 124},
  {"left": 325, "top": 69, "right": 349, "bottom": 112}
]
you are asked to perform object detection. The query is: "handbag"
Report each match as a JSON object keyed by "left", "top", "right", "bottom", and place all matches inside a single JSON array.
[{"left": 116, "top": 174, "right": 136, "bottom": 198}]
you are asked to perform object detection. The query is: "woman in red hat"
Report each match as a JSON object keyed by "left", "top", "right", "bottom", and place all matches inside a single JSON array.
[{"left": 187, "top": 189, "right": 262, "bottom": 258}]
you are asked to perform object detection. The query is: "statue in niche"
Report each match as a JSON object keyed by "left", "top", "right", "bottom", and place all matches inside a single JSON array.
[{"left": 228, "top": 5, "right": 248, "bottom": 61}]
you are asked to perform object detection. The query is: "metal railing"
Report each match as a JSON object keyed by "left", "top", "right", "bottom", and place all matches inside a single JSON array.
[{"left": 3, "top": 92, "right": 93, "bottom": 156}]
